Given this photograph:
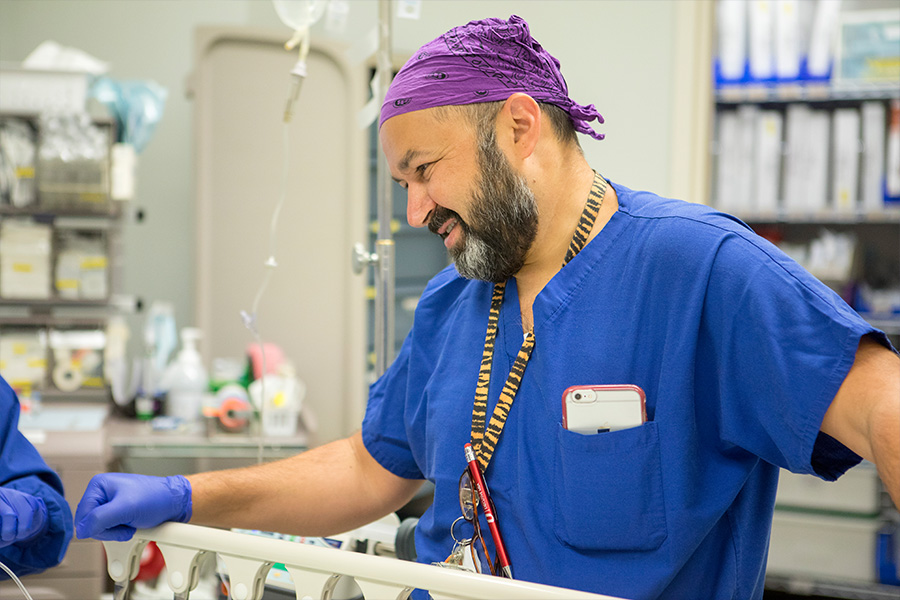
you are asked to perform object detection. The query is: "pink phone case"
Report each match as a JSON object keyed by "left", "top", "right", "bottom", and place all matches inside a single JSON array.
[{"left": 562, "top": 384, "right": 647, "bottom": 432}]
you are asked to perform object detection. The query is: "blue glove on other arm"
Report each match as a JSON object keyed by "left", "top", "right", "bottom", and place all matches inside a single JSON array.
[
  {"left": 74, "top": 473, "right": 192, "bottom": 542},
  {"left": 0, "top": 487, "right": 48, "bottom": 548}
]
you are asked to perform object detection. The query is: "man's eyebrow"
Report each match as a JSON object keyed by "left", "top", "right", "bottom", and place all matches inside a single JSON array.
[
  {"left": 392, "top": 149, "right": 424, "bottom": 184},
  {"left": 398, "top": 149, "right": 423, "bottom": 173}
]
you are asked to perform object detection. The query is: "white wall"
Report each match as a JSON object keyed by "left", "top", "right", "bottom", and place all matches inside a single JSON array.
[{"left": 0, "top": 0, "right": 687, "bottom": 422}]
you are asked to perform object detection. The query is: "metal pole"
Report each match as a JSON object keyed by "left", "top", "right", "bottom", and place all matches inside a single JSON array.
[{"left": 374, "top": 0, "right": 395, "bottom": 376}]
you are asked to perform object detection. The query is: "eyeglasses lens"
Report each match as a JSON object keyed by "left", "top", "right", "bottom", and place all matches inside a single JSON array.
[{"left": 459, "top": 470, "right": 476, "bottom": 520}]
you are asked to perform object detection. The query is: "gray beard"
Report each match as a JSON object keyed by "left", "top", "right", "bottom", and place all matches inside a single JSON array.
[{"left": 449, "top": 130, "right": 539, "bottom": 283}]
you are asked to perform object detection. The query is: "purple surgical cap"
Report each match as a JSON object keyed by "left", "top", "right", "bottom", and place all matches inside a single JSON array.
[{"left": 380, "top": 15, "right": 605, "bottom": 140}]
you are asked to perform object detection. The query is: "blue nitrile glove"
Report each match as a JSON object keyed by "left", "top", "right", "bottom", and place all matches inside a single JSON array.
[
  {"left": 0, "top": 487, "right": 48, "bottom": 548},
  {"left": 74, "top": 473, "right": 192, "bottom": 542}
]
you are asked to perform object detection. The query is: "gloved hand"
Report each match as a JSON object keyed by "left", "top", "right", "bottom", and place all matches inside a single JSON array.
[
  {"left": 0, "top": 487, "right": 48, "bottom": 548},
  {"left": 74, "top": 473, "right": 192, "bottom": 542}
]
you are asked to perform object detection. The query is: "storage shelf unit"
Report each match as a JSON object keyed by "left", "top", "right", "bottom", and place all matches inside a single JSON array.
[
  {"left": 0, "top": 109, "right": 129, "bottom": 405},
  {"left": 712, "top": 90, "right": 900, "bottom": 347},
  {"left": 716, "top": 82, "right": 900, "bottom": 104},
  {"left": 765, "top": 574, "right": 900, "bottom": 600}
]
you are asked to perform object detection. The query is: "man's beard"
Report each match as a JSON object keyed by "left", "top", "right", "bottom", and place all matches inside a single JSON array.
[{"left": 428, "top": 129, "right": 539, "bottom": 283}]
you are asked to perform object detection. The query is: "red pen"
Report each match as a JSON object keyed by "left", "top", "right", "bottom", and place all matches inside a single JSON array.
[{"left": 464, "top": 443, "right": 513, "bottom": 579}]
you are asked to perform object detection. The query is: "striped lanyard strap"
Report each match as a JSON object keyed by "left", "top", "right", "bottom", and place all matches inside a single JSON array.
[{"left": 470, "top": 172, "right": 607, "bottom": 470}]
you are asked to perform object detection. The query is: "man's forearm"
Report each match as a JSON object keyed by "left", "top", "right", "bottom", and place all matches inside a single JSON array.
[
  {"left": 870, "top": 395, "right": 900, "bottom": 509},
  {"left": 187, "top": 431, "right": 423, "bottom": 536},
  {"left": 822, "top": 336, "right": 900, "bottom": 510}
]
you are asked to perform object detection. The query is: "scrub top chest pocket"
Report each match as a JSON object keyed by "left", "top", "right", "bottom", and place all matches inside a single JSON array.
[{"left": 555, "top": 392, "right": 667, "bottom": 551}]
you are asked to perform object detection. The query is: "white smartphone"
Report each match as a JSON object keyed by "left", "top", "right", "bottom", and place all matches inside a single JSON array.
[{"left": 562, "top": 384, "right": 647, "bottom": 434}]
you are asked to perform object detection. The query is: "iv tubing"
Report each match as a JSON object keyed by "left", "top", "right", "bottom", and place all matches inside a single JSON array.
[
  {"left": 283, "top": 26, "right": 310, "bottom": 124},
  {"left": 242, "top": 120, "right": 291, "bottom": 464},
  {"left": 0, "top": 559, "right": 34, "bottom": 600}
]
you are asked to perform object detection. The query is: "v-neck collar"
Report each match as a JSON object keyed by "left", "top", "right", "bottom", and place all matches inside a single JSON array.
[{"left": 501, "top": 180, "right": 628, "bottom": 347}]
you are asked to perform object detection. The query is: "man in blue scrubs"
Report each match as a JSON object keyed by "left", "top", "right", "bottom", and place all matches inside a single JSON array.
[
  {"left": 75, "top": 15, "right": 899, "bottom": 599},
  {"left": 0, "top": 375, "right": 72, "bottom": 578}
]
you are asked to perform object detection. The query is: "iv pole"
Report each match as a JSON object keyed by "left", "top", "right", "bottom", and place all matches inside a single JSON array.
[
  {"left": 353, "top": 0, "right": 395, "bottom": 377},
  {"left": 373, "top": 0, "right": 396, "bottom": 376}
]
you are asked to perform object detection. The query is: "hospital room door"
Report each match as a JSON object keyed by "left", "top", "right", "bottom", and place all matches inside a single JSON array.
[{"left": 189, "top": 27, "right": 368, "bottom": 444}]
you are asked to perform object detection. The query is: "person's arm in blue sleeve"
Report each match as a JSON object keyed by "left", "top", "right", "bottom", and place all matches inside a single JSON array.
[{"left": 0, "top": 377, "right": 73, "bottom": 577}]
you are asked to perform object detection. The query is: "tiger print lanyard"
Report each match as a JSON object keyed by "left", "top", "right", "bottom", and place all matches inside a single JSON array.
[{"left": 470, "top": 172, "right": 607, "bottom": 470}]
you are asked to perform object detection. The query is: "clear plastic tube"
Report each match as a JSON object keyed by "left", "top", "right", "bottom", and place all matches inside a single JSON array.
[
  {"left": 240, "top": 121, "right": 291, "bottom": 464},
  {"left": 0, "top": 559, "right": 34, "bottom": 600}
]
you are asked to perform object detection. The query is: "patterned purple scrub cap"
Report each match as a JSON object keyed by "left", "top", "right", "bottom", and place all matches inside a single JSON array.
[{"left": 380, "top": 15, "right": 605, "bottom": 140}]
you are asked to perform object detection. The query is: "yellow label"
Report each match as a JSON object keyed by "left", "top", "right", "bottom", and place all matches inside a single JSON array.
[
  {"left": 26, "top": 358, "right": 46, "bottom": 368},
  {"left": 865, "top": 57, "right": 900, "bottom": 80},
  {"left": 81, "top": 257, "right": 108, "bottom": 269},
  {"left": 15, "top": 166, "right": 35, "bottom": 179},
  {"left": 12, "top": 263, "right": 33, "bottom": 273},
  {"left": 56, "top": 279, "right": 79, "bottom": 290},
  {"left": 273, "top": 391, "right": 286, "bottom": 408},
  {"left": 79, "top": 192, "right": 107, "bottom": 204},
  {"left": 83, "top": 376, "right": 104, "bottom": 387},
  {"left": 12, "top": 343, "right": 27, "bottom": 355}
]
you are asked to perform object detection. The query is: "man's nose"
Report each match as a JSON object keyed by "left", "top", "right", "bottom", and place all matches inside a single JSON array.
[{"left": 406, "top": 182, "right": 435, "bottom": 228}]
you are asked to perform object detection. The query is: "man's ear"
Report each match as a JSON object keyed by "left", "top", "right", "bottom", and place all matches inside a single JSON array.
[{"left": 499, "top": 93, "right": 541, "bottom": 159}]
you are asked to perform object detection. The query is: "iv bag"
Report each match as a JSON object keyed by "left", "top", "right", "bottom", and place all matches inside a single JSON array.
[{"left": 272, "top": 0, "right": 327, "bottom": 30}]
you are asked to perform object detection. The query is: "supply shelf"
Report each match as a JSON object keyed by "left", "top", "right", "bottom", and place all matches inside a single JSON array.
[
  {"left": 716, "top": 82, "right": 900, "bottom": 105},
  {"left": 765, "top": 574, "right": 900, "bottom": 600},
  {"left": 0, "top": 107, "right": 132, "bottom": 405}
]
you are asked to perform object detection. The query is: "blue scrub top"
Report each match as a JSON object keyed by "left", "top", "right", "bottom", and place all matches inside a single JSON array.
[
  {"left": 362, "top": 182, "right": 885, "bottom": 599},
  {"left": 0, "top": 376, "right": 73, "bottom": 577}
]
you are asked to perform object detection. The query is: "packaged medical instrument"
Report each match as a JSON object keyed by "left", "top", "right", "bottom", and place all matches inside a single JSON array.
[
  {"left": 0, "top": 328, "right": 47, "bottom": 391},
  {"left": 54, "top": 232, "right": 108, "bottom": 299},
  {"left": 133, "top": 302, "right": 176, "bottom": 419},
  {"left": 0, "top": 219, "right": 52, "bottom": 299},
  {"left": 48, "top": 328, "right": 106, "bottom": 392},
  {"left": 160, "top": 328, "right": 209, "bottom": 424},
  {"left": 37, "top": 113, "right": 111, "bottom": 211},
  {"left": 0, "top": 118, "right": 37, "bottom": 207}
]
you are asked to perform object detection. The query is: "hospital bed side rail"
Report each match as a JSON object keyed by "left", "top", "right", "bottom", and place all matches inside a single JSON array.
[{"left": 102, "top": 522, "right": 623, "bottom": 600}]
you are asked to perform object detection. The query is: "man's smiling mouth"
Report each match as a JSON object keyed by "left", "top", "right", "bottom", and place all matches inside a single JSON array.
[{"left": 437, "top": 218, "right": 458, "bottom": 240}]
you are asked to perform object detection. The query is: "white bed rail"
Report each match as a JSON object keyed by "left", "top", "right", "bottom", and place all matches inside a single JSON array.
[{"left": 102, "top": 522, "right": 622, "bottom": 600}]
